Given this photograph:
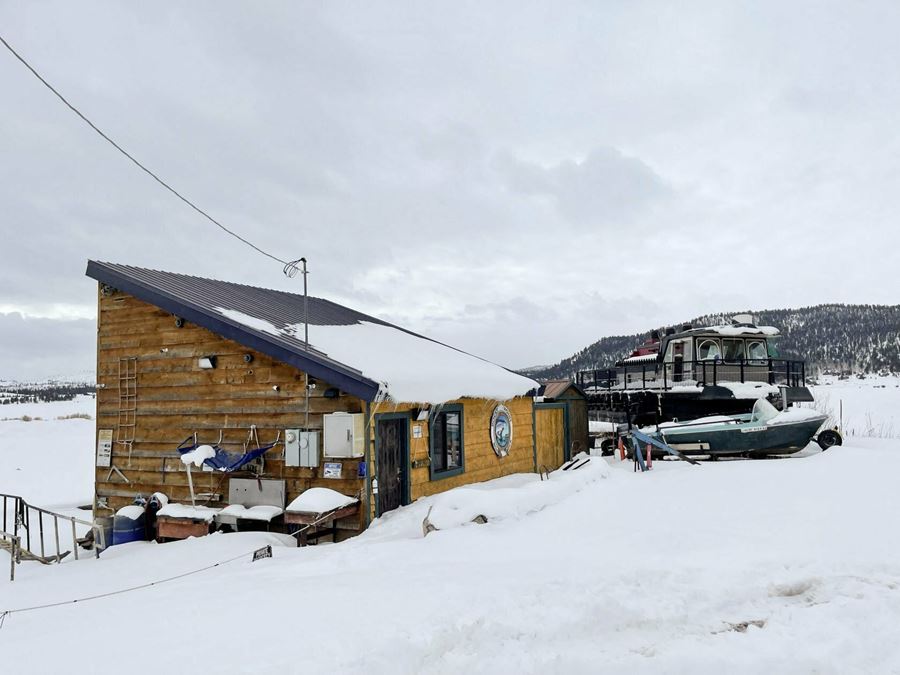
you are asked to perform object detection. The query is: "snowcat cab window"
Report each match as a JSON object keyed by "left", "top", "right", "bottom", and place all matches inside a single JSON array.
[
  {"left": 747, "top": 340, "right": 767, "bottom": 361},
  {"left": 698, "top": 339, "right": 720, "bottom": 360},
  {"left": 722, "top": 339, "right": 744, "bottom": 361}
]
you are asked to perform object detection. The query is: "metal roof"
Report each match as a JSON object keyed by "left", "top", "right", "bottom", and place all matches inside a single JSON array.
[
  {"left": 85, "top": 261, "right": 400, "bottom": 400},
  {"left": 541, "top": 379, "right": 586, "bottom": 399}
]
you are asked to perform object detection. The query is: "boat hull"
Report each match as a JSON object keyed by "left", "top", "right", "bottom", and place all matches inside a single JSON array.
[{"left": 659, "top": 416, "right": 827, "bottom": 456}]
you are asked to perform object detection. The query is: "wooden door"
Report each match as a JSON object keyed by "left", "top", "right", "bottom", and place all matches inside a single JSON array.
[
  {"left": 535, "top": 406, "right": 566, "bottom": 471},
  {"left": 376, "top": 418, "right": 407, "bottom": 515}
]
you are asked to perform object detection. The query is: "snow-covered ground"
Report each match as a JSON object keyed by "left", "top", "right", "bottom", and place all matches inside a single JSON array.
[
  {"left": 809, "top": 374, "right": 900, "bottom": 439},
  {"left": 0, "top": 395, "right": 95, "bottom": 508},
  {"left": 1, "top": 384, "right": 899, "bottom": 673}
]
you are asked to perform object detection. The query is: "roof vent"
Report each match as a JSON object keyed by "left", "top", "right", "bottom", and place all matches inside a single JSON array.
[
  {"left": 681, "top": 324, "right": 692, "bottom": 331},
  {"left": 731, "top": 314, "right": 755, "bottom": 326},
  {"left": 665, "top": 327, "right": 676, "bottom": 336}
]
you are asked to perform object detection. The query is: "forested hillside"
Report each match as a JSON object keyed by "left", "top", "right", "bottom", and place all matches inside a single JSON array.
[{"left": 530, "top": 304, "right": 900, "bottom": 380}]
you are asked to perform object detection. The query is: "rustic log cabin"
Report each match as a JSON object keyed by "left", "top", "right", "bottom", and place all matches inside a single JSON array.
[{"left": 86, "top": 261, "right": 581, "bottom": 542}]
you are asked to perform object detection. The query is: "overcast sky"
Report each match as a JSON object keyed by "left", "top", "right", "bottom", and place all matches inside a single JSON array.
[{"left": 2, "top": 1, "right": 899, "bottom": 380}]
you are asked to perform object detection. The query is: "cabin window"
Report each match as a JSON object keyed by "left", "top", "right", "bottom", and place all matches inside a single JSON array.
[
  {"left": 697, "top": 339, "right": 720, "bottom": 360},
  {"left": 430, "top": 406, "right": 464, "bottom": 479},
  {"left": 722, "top": 339, "right": 744, "bottom": 361},
  {"left": 747, "top": 340, "right": 767, "bottom": 361}
]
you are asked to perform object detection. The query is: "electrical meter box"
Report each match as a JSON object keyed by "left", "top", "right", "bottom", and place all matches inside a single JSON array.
[
  {"left": 323, "top": 412, "right": 365, "bottom": 458},
  {"left": 284, "top": 429, "right": 319, "bottom": 468}
]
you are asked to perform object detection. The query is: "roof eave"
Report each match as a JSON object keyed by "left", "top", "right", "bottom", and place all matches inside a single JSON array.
[{"left": 85, "top": 260, "right": 382, "bottom": 401}]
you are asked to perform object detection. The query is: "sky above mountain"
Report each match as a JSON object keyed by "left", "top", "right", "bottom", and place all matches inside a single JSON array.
[{"left": 3, "top": 1, "right": 900, "bottom": 379}]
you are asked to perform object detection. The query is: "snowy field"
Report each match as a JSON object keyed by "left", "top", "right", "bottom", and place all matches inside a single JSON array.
[{"left": 1, "top": 383, "right": 900, "bottom": 673}]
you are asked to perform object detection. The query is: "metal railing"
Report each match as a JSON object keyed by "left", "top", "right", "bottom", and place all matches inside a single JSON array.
[
  {"left": 1, "top": 493, "right": 102, "bottom": 581},
  {"left": 577, "top": 358, "right": 806, "bottom": 392}
]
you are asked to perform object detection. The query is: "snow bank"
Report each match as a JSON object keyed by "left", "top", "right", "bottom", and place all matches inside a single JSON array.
[
  {"left": 286, "top": 487, "right": 358, "bottom": 514},
  {"left": 363, "top": 456, "right": 610, "bottom": 540}
]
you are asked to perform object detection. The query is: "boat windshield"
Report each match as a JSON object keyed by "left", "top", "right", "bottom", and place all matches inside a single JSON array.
[{"left": 750, "top": 398, "right": 779, "bottom": 424}]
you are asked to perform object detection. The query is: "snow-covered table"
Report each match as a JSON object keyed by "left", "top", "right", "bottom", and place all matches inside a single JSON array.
[
  {"left": 214, "top": 504, "right": 284, "bottom": 532},
  {"left": 284, "top": 488, "right": 360, "bottom": 546},
  {"left": 156, "top": 504, "right": 221, "bottom": 540}
]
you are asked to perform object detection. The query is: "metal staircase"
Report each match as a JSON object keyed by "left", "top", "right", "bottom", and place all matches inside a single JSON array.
[{"left": 1, "top": 494, "right": 102, "bottom": 580}]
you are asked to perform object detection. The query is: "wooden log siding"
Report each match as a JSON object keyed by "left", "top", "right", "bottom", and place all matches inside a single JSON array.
[
  {"left": 366, "top": 397, "right": 536, "bottom": 520},
  {"left": 93, "top": 289, "right": 368, "bottom": 535}
]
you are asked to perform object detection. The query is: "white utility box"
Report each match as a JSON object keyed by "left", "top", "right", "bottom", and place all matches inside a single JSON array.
[
  {"left": 323, "top": 412, "right": 365, "bottom": 458},
  {"left": 285, "top": 429, "right": 320, "bottom": 468}
]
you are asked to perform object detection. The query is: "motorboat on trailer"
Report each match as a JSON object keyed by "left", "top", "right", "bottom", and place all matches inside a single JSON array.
[
  {"left": 645, "top": 398, "right": 840, "bottom": 458},
  {"left": 578, "top": 315, "right": 815, "bottom": 428}
]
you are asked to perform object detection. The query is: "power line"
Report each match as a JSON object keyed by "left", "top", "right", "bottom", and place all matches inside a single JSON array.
[
  {"left": 0, "top": 33, "right": 304, "bottom": 278},
  {"left": 0, "top": 546, "right": 258, "bottom": 629}
]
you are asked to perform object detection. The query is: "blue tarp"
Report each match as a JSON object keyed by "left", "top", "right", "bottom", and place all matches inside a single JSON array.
[{"left": 177, "top": 438, "right": 278, "bottom": 472}]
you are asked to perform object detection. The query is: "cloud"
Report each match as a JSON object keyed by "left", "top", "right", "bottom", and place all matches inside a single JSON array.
[
  {"left": 1, "top": 2, "right": 899, "bottom": 380},
  {"left": 496, "top": 147, "right": 671, "bottom": 226},
  {"left": 0, "top": 313, "right": 94, "bottom": 381}
]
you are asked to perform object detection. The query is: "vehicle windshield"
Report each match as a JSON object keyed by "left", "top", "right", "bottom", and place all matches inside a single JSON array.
[
  {"left": 750, "top": 398, "right": 779, "bottom": 424},
  {"left": 723, "top": 339, "right": 744, "bottom": 361}
]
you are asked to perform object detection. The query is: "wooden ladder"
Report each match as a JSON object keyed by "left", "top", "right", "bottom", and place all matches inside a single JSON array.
[{"left": 116, "top": 357, "right": 137, "bottom": 456}]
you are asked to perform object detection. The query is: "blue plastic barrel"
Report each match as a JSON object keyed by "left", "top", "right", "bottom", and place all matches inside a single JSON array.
[{"left": 112, "top": 505, "right": 146, "bottom": 545}]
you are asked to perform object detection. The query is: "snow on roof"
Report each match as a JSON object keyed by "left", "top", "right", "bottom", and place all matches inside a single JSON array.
[
  {"left": 85, "top": 261, "right": 538, "bottom": 404},
  {"left": 623, "top": 353, "right": 658, "bottom": 364},
  {"left": 696, "top": 325, "right": 780, "bottom": 337},
  {"left": 216, "top": 307, "right": 538, "bottom": 404}
]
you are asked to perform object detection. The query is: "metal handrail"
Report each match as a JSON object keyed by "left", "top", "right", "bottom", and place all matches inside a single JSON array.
[
  {"left": 0, "top": 530, "right": 19, "bottom": 581},
  {"left": 577, "top": 357, "right": 806, "bottom": 392},
  {"left": 1, "top": 493, "right": 102, "bottom": 581}
]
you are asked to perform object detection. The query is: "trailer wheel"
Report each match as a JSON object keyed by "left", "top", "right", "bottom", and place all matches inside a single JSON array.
[
  {"left": 600, "top": 438, "right": 615, "bottom": 456},
  {"left": 817, "top": 429, "right": 843, "bottom": 451}
]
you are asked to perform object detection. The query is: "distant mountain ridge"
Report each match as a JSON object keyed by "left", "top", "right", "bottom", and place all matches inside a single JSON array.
[{"left": 529, "top": 304, "right": 900, "bottom": 381}]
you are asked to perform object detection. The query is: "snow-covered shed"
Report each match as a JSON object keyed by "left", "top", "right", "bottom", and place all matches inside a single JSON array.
[
  {"left": 537, "top": 380, "right": 589, "bottom": 463},
  {"left": 85, "top": 261, "right": 569, "bottom": 537}
]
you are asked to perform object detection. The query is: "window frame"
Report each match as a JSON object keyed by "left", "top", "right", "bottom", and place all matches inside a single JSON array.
[
  {"left": 429, "top": 404, "right": 465, "bottom": 480},
  {"left": 747, "top": 340, "right": 768, "bottom": 362},
  {"left": 697, "top": 338, "right": 721, "bottom": 361}
]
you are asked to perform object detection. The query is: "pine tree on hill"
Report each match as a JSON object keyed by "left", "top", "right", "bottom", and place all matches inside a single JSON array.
[{"left": 529, "top": 304, "right": 900, "bottom": 380}]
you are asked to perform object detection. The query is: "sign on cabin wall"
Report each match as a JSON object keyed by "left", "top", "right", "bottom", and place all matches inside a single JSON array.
[
  {"left": 490, "top": 405, "right": 513, "bottom": 457},
  {"left": 412, "top": 424, "right": 423, "bottom": 439},
  {"left": 96, "top": 429, "right": 113, "bottom": 467},
  {"left": 323, "top": 462, "right": 343, "bottom": 479}
]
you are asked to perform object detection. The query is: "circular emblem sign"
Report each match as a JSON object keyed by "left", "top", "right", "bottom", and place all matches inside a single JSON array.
[{"left": 490, "top": 404, "right": 513, "bottom": 457}]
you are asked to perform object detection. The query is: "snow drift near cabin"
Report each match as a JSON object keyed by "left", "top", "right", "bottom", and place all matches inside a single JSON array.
[{"left": 215, "top": 306, "right": 538, "bottom": 403}]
